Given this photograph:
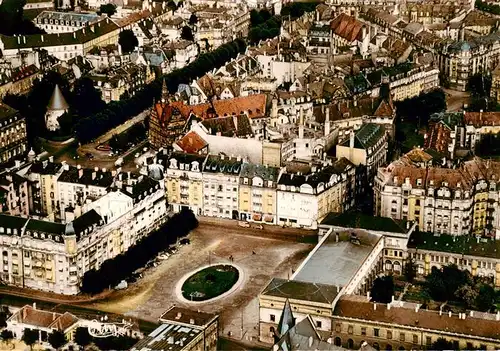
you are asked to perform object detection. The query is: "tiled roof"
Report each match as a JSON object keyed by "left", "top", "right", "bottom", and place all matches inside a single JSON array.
[
  {"left": 334, "top": 294, "right": 500, "bottom": 340},
  {"left": 175, "top": 131, "right": 207, "bottom": 154},
  {"left": 48, "top": 312, "right": 79, "bottom": 331},
  {"left": 403, "top": 148, "right": 433, "bottom": 164},
  {"left": 330, "top": 13, "right": 364, "bottom": 42},
  {"left": 261, "top": 277, "right": 339, "bottom": 304},
  {"left": 11, "top": 306, "right": 59, "bottom": 328},
  {"left": 464, "top": 111, "right": 500, "bottom": 128},
  {"left": 203, "top": 155, "right": 242, "bottom": 174},
  {"left": 58, "top": 166, "right": 114, "bottom": 187},
  {"left": 159, "top": 307, "right": 217, "bottom": 327},
  {"left": 35, "top": 10, "right": 99, "bottom": 23},
  {"left": 201, "top": 114, "right": 253, "bottom": 138}
]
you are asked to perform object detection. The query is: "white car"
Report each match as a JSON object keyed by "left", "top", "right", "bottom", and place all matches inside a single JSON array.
[{"left": 158, "top": 254, "right": 170, "bottom": 260}]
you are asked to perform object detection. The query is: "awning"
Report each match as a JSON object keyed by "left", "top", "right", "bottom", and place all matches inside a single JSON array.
[
  {"left": 264, "top": 214, "right": 274, "bottom": 223},
  {"left": 252, "top": 213, "right": 262, "bottom": 221}
]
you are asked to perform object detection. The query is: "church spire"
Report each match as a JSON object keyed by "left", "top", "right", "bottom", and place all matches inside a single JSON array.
[{"left": 161, "top": 79, "right": 169, "bottom": 104}]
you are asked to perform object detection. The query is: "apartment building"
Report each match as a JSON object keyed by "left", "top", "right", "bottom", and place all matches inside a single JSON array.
[
  {"left": 165, "top": 152, "right": 205, "bottom": 216},
  {"left": 57, "top": 165, "right": 114, "bottom": 223},
  {"left": 202, "top": 155, "right": 242, "bottom": 219},
  {"left": 375, "top": 157, "right": 500, "bottom": 237},
  {"left": 276, "top": 160, "right": 355, "bottom": 229},
  {"left": 0, "top": 103, "right": 27, "bottom": 165},
  {"left": 238, "top": 163, "right": 279, "bottom": 224},
  {"left": 0, "top": 174, "right": 166, "bottom": 295},
  {"left": 0, "top": 172, "right": 30, "bottom": 217}
]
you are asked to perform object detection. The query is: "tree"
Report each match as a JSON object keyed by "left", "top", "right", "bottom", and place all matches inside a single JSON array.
[
  {"left": 189, "top": 13, "right": 198, "bottom": 25},
  {"left": 181, "top": 25, "right": 194, "bottom": 41},
  {"left": 370, "top": 276, "right": 394, "bottom": 303},
  {"left": 118, "top": 29, "right": 139, "bottom": 54},
  {"left": 74, "top": 327, "right": 92, "bottom": 347},
  {"left": 455, "top": 284, "right": 478, "bottom": 307},
  {"left": 403, "top": 259, "right": 417, "bottom": 283},
  {"left": 432, "top": 338, "right": 454, "bottom": 351},
  {"left": 71, "top": 77, "right": 105, "bottom": 118},
  {"left": 475, "top": 284, "right": 495, "bottom": 312},
  {"left": 0, "top": 330, "right": 13, "bottom": 345},
  {"left": 99, "top": 3, "right": 116, "bottom": 16},
  {"left": 48, "top": 330, "right": 66, "bottom": 349},
  {"left": 22, "top": 329, "right": 38, "bottom": 350},
  {"left": 426, "top": 265, "right": 471, "bottom": 302}
]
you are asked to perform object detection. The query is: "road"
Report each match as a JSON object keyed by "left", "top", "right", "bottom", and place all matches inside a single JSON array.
[{"left": 444, "top": 88, "right": 470, "bottom": 112}]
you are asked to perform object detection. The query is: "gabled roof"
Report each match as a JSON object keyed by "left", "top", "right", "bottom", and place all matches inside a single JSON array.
[
  {"left": 330, "top": 13, "right": 364, "bottom": 42},
  {"left": 261, "top": 278, "right": 339, "bottom": 304},
  {"left": 175, "top": 131, "right": 207, "bottom": 154}
]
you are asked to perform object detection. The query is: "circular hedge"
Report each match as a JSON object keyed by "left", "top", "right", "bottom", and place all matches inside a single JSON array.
[{"left": 181, "top": 265, "right": 239, "bottom": 301}]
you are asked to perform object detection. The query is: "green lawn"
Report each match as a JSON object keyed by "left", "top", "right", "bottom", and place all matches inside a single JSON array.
[{"left": 182, "top": 265, "right": 239, "bottom": 301}]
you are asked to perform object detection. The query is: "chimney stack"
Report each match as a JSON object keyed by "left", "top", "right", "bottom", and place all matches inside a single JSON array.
[{"left": 324, "top": 107, "right": 330, "bottom": 137}]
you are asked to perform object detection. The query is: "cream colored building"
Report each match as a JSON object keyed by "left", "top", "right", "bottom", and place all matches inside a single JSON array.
[
  {"left": 25, "top": 159, "right": 63, "bottom": 219},
  {"left": 0, "top": 174, "right": 166, "bottom": 295},
  {"left": 165, "top": 152, "right": 206, "bottom": 216},
  {"left": 238, "top": 163, "right": 279, "bottom": 224},
  {"left": 375, "top": 157, "right": 500, "bottom": 238}
]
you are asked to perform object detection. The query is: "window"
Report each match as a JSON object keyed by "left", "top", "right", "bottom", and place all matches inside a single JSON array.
[
  {"left": 348, "top": 325, "right": 353, "bottom": 335},
  {"left": 413, "top": 335, "right": 418, "bottom": 344},
  {"left": 361, "top": 327, "right": 366, "bottom": 336},
  {"left": 374, "top": 328, "right": 379, "bottom": 337},
  {"left": 270, "top": 314, "right": 275, "bottom": 322},
  {"left": 387, "top": 331, "right": 392, "bottom": 340},
  {"left": 335, "top": 324, "right": 341, "bottom": 333},
  {"left": 316, "top": 321, "right": 322, "bottom": 328},
  {"left": 399, "top": 333, "right": 405, "bottom": 342},
  {"left": 426, "top": 336, "right": 432, "bottom": 345}
]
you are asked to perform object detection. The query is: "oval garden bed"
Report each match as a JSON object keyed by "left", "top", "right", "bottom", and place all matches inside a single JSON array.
[{"left": 181, "top": 265, "right": 239, "bottom": 301}]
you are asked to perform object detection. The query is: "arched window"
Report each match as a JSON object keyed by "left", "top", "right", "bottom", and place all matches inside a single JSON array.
[
  {"left": 348, "top": 339, "right": 354, "bottom": 349},
  {"left": 385, "top": 260, "right": 393, "bottom": 271},
  {"left": 334, "top": 337, "right": 341, "bottom": 347}
]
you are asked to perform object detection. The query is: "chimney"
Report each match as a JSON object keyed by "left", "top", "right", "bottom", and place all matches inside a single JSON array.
[
  {"left": 415, "top": 304, "right": 420, "bottom": 313},
  {"left": 176, "top": 312, "right": 182, "bottom": 319},
  {"left": 17, "top": 36, "right": 20, "bottom": 44},
  {"left": 33, "top": 302, "right": 36, "bottom": 309},
  {"left": 366, "top": 291, "right": 370, "bottom": 301},
  {"left": 308, "top": 336, "right": 313, "bottom": 348},
  {"left": 271, "top": 98, "right": 278, "bottom": 118},
  {"left": 73, "top": 32, "right": 76, "bottom": 39},
  {"left": 448, "top": 311, "right": 452, "bottom": 317},
  {"left": 92, "top": 171, "right": 96, "bottom": 180},
  {"left": 349, "top": 130, "right": 355, "bottom": 149},
  {"left": 324, "top": 107, "right": 330, "bottom": 136},
  {"left": 373, "top": 303, "right": 377, "bottom": 310},
  {"left": 480, "top": 109, "right": 483, "bottom": 123},
  {"left": 41, "top": 35, "right": 44, "bottom": 42},
  {"left": 23, "top": 36, "right": 26, "bottom": 44},
  {"left": 78, "top": 168, "right": 83, "bottom": 178},
  {"left": 496, "top": 312, "right": 500, "bottom": 321},
  {"left": 387, "top": 303, "right": 391, "bottom": 310},
  {"left": 49, "top": 156, "right": 54, "bottom": 163},
  {"left": 189, "top": 318, "right": 195, "bottom": 324}
]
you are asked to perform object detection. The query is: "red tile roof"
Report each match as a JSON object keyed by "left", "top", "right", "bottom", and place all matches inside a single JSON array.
[
  {"left": 464, "top": 111, "right": 500, "bottom": 128},
  {"left": 330, "top": 13, "right": 364, "bottom": 42},
  {"left": 175, "top": 131, "right": 207, "bottom": 153},
  {"left": 334, "top": 295, "right": 500, "bottom": 340}
]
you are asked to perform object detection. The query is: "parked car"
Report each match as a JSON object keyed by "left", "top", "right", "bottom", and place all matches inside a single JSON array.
[
  {"left": 179, "top": 238, "right": 190, "bottom": 245},
  {"left": 85, "top": 152, "right": 94, "bottom": 159},
  {"left": 158, "top": 254, "right": 170, "bottom": 260},
  {"left": 254, "top": 224, "right": 264, "bottom": 230},
  {"left": 238, "top": 221, "right": 250, "bottom": 228}
]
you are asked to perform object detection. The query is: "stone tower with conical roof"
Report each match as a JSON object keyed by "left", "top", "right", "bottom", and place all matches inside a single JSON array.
[{"left": 45, "top": 84, "right": 69, "bottom": 131}]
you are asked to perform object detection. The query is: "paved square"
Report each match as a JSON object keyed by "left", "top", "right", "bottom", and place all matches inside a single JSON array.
[{"left": 88, "top": 219, "right": 314, "bottom": 343}]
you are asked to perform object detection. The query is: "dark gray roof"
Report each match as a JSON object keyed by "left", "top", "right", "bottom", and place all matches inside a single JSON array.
[
  {"left": 261, "top": 278, "right": 339, "bottom": 304},
  {"left": 239, "top": 163, "right": 279, "bottom": 182},
  {"left": 26, "top": 219, "right": 65, "bottom": 235},
  {"left": 0, "top": 214, "right": 27, "bottom": 232},
  {"left": 203, "top": 155, "right": 242, "bottom": 175},
  {"left": 47, "top": 84, "right": 69, "bottom": 111},
  {"left": 0, "top": 103, "right": 19, "bottom": 122},
  {"left": 130, "top": 323, "right": 203, "bottom": 351},
  {"left": 71, "top": 209, "right": 102, "bottom": 240},
  {"left": 340, "top": 123, "right": 384, "bottom": 150}
]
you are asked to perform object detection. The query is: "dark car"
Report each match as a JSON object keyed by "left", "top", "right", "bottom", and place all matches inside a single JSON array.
[
  {"left": 179, "top": 238, "right": 190, "bottom": 245},
  {"left": 85, "top": 152, "right": 94, "bottom": 159}
]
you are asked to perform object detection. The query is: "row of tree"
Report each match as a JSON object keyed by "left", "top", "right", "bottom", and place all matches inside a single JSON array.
[
  {"left": 280, "top": 2, "right": 320, "bottom": 20},
  {"left": 0, "top": 0, "right": 43, "bottom": 36},
  {"left": 395, "top": 88, "right": 447, "bottom": 127},
  {"left": 74, "top": 38, "right": 246, "bottom": 143},
  {"left": 475, "top": 0, "right": 500, "bottom": 15},
  {"left": 81, "top": 209, "right": 199, "bottom": 294},
  {"left": 248, "top": 10, "right": 282, "bottom": 44},
  {"left": 108, "top": 122, "right": 148, "bottom": 153}
]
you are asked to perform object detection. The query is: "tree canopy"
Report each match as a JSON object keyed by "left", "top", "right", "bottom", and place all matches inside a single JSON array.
[
  {"left": 48, "top": 330, "right": 66, "bottom": 349},
  {"left": 248, "top": 10, "right": 281, "bottom": 44},
  {"left": 395, "top": 89, "right": 447, "bottom": 126},
  {"left": 81, "top": 209, "right": 198, "bottom": 294},
  {"left": 181, "top": 25, "right": 194, "bottom": 41},
  {"left": 0, "top": 330, "right": 13, "bottom": 343},
  {"left": 281, "top": 2, "right": 319, "bottom": 19},
  {"left": 189, "top": 13, "right": 198, "bottom": 25},
  {"left": 476, "top": 134, "right": 500, "bottom": 157},
  {"left": 74, "top": 327, "right": 92, "bottom": 347},
  {"left": 431, "top": 338, "right": 454, "bottom": 351},
  {"left": 475, "top": 0, "right": 500, "bottom": 15},
  {"left": 22, "top": 329, "right": 38, "bottom": 349},
  {"left": 370, "top": 276, "right": 394, "bottom": 303},
  {"left": 403, "top": 259, "right": 417, "bottom": 283},
  {"left": 119, "top": 29, "right": 139, "bottom": 54},
  {"left": 0, "top": 0, "right": 43, "bottom": 35},
  {"left": 98, "top": 3, "right": 116, "bottom": 16}
]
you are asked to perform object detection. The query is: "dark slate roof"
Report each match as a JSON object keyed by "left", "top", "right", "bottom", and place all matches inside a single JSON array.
[
  {"left": 29, "top": 161, "right": 61, "bottom": 175},
  {"left": 340, "top": 123, "right": 384, "bottom": 150},
  {"left": 203, "top": 155, "right": 242, "bottom": 175},
  {"left": 71, "top": 209, "right": 102, "bottom": 240},
  {"left": 167, "top": 152, "right": 207, "bottom": 166},
  {"left": 277, "top": 299, "right": 295, "bottom": 337},
  {"left": 0, "top": 214, "right": 27, "bottom": 232},
  {"left": 0, "top": 18, "right": 119, "bottom": 50},
  {"left": 239, "top": 163, "right": 279, "bottom": 182},
  {"left": 121, "top": 176, "right": 160, "bottom": 202},
  {"left": 261, "top": 278, "right": 339, "bottom": 304},
  {"left": 320, "top": 212, "right": 408, "bottom": 233},
  {"left": 26, "top": 219, "right": 65, "bottom": 235},
  {"left": 58, "top": 166, "right": 114, "bottom": 187},
  {"left": 0, "top": 103, "right": 19, "bottom": 122},
  {"left": 201, "top": 114, "right": 253, "bottom": 138},
  {"left": 277, "top": 166, "right": 344, "bottom": 189}
]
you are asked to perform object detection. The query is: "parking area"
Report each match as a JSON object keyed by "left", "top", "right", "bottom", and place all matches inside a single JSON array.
[{"left": 86, "top": 221, "right": 314, "bottom": 343}]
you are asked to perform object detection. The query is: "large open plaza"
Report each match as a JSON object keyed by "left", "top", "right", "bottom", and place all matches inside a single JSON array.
[{"left": 85, "top": 218, "right": 315, "bottom": 343}]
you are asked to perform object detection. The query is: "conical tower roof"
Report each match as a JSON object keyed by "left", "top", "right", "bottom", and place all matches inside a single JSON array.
[{"left": 47, "top": 84, "right": 69, "bottom": 111}]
